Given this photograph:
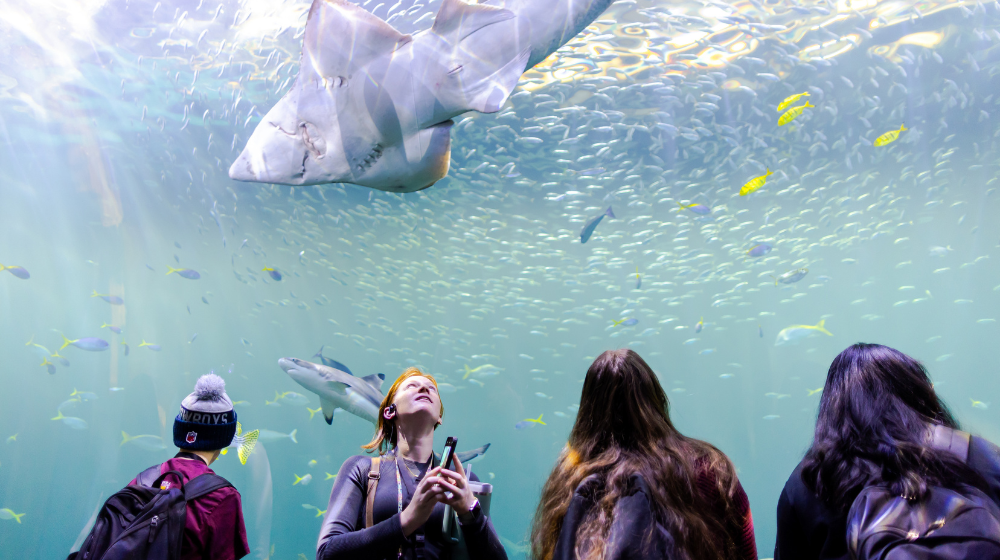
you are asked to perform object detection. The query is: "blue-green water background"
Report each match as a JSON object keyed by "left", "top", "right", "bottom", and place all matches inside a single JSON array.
[{"left": 3, "top": 0, "right": 1000, "bottom": 558}]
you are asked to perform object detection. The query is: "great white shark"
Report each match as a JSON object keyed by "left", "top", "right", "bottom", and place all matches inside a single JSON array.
[
  {"left": 230, "top": 0, "right": 617, "bottom": 192},
  {"left": 278, "top": 357, "right": 490, "bottom": 462}
]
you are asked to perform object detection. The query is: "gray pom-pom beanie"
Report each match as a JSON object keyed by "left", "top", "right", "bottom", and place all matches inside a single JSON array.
[{"left": 173, "top": 373, "right": 237, "bottom": 451}]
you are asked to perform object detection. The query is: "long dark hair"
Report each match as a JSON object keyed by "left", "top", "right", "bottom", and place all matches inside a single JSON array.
[
  {"left": 802, "top": 343, "right": 986, "bottom": 514},
  {"left": 530, "top": 349, "right": 742, "bottom": 560}
]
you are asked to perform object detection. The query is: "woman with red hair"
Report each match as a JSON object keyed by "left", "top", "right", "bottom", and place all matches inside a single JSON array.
[{"left": 316, "top": 367, "right": 505, "bottom": 560}]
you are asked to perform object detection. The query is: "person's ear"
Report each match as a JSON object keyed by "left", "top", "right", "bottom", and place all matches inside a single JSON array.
[{"left": 383, "top": 403, "right": 397, "bottom": 420}]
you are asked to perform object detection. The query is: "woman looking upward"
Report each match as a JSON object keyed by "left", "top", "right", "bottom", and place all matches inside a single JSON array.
[{"left": 316, "top": 367, "right": 506, "bottom": 560}]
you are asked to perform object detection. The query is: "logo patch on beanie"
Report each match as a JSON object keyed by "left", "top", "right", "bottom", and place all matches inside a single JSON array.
[{"left": 186, "top": 431, "right": 198, "bottom": 444}]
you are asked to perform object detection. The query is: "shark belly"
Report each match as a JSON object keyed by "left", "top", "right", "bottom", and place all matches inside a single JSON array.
[{"left": 342, "top": 390, "right": 379, "bottom": 424}]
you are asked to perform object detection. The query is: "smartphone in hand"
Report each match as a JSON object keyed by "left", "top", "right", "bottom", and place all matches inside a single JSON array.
[
  {"left": 440, "top": 437, "right": 458, "bottom": 499},
  {"left": 440, "top": 436, "right": 457, "bottom": 471}
]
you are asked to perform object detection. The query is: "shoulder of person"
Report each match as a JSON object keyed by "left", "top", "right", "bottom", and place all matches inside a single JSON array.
[{"left": 970, "top": 435, "right": 1000, "bottom": 472}]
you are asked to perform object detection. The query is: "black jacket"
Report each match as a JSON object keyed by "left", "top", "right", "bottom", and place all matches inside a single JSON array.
[
  {"left": 316, "top": 453, "right": 507, "bottom": 560},
  {"left": 554, "top": 474, "right": 676, "bottom": 560},
  {"left": 775, "top": 434, "right": 1000, "bottom": 560}
]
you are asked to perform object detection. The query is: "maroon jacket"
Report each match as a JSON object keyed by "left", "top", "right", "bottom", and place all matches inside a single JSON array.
[{"left": 130, "top": 457, "right": 250, "bottom": 560}]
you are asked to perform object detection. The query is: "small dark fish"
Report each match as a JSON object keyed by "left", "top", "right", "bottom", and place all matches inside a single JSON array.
[
  {"left": 634, "top": 267, "right": 641, "bottom": 290},
  {"left": 263, "top": 267, "right": 282, "bottom": 281},
  {"left": 145, "top": 264, "right": 155, "bottom": 271},
  {"left": 42, "top": 359, "right": 56, "bottom": 374},
  {"left": 61, "top": 335, "right": 110, "bottom": 352},
  {"left": 189, "top": 333, "right": 199, "bottom": 344},
  {"left": 187, "top": 305, "right": 191, "bottom": 314},
  {"left": 313, "top": 346, "right": 354, "bottom": 375},
  {"left": 746, "top": 243, "right": 773, "bottom": 258},
  {"left": 0, "top": 264, "right": 30, "bottom": 279},
  {"left": 580, "top": 206, "right": 615, "bottom": 244},
  {"left": 166, "top": 267, "right": 201, "bottom": 279},
  {"left": 122, "top": 341, "right": 130, "bottom": 356},
  {"left": 174, "top": 241, "right": 182, "bottom": 249},
  {"left": 101, "top": 323, "right": 122, "bottom": 334},
  {"left": 174, "top": 254, "right": 180, "bottom": 264},
  {"left": 91, "top": 291, "right": 124, "bottom": 305},
  {"left": 758, "top": 324, "right": 764, "bottom": 338},
  {"left": 139, "top": 340, "right": 161, "bottom": 351},
  {"left": 240, "top": 238, "right": 249, "bottom": 249},
  {"left": 677, "top": 202, "right": 711, "bottom": 215},
  {"left": 50, "top": 353, "right": 70, "bottom": 367},
  {"left": 578, "top": 167, "right": 605, "bottom": 176},
  {"left": 202, "top": 296, "right": 209, "bottom": 304}
]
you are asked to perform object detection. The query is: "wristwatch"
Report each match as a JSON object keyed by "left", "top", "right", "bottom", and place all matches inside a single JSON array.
[{"left": 458, "top": 498, "right": 480, "bottom": 524}]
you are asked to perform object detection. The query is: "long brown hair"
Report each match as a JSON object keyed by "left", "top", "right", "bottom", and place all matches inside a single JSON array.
[
  {"left": 362, "top": 367, "right": 444, "bottom": 455},
  {"left": 530, "top": 349, "right": 741, "bottom": 560}
]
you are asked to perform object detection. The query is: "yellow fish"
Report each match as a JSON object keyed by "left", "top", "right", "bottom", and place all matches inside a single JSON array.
[
  {"left": 325, "top": 472, "right": 337, "bottom": 480},
  {"left": 778, "top": 102, "right": 813, "bottom": 126},
  {"left": 807, "top": 388, "right": 823, "bottom": 396},
  {"left": 740, "top": 169, "right": 773, "bottom": 196},
  {"left": 307, "top": 407, "right": 322, "bottom": 420},
  {"left": 874, "top": 124, "right": 907, "bottom": 147},
  {"left": 0, "top": 508, "right": 25, "bottom": 523},
  {"left": 463, "top": 363, "right": 498, "bottom": 380},
  {"left": 777, "top": 92, "right": 809, "bottom": 112},
  {"left": 220, "top": 422, "right": 259, "bottom": 465}
]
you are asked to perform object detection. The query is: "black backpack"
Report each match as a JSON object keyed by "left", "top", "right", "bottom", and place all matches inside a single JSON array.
[
  {"left": 68, "top": 464, "right": 232, "bottom": 560},
  {"left": 847, "top": 428, "right": 1000, "bottom": 560}
]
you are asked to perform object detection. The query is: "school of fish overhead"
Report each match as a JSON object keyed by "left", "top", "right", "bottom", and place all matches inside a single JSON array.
[{"left": 3, "top": 0, "right": 1000, "bottom": 558}]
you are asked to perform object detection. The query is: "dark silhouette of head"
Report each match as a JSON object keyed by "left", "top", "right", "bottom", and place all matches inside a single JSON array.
[
  {"left": 802, "top": 343, "right": 985, "bottom": 513},
  {"left": 531, "top": 349, "right": 743, "bottom": 560}
]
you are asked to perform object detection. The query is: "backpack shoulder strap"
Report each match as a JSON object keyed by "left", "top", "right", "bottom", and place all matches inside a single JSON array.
[
  {"left": 928, "top": 424, "right": 971, "bottom": 463},
  {"left": 136, "top": 464, "right": 164, "bottom": 488},
  {"left": 365, "top": 456, "right": 381, "bottom": 529},
  {"left": 183, "top": 473, "right": 233, "bottom": 502}
]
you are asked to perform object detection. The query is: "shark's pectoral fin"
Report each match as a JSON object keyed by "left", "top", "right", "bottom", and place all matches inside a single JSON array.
[
  {"left": 325, "top": 380, "right": 350, "bottom": 394},
  {"left": 432, "top": 0, "right": 514, "bottom": 42},
  {"left": 321, "top": 398, "right": 338, "bottom": 425},
  {"left": 466, "top": 48, "right": 531, "bottom": 114}
]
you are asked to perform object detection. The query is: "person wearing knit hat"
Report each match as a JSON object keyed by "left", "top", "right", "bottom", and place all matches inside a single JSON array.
[
  {"left": 173, "top": 373, "right": 238, "bottom": 455},
  {"left": 141, "top": 373, "right": 249, "bottom": 560}
]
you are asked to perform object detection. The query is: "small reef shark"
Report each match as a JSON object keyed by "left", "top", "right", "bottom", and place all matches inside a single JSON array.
[
  {"left": 230, "top": 0, "right": 617, "bottom": 192},
  {"left": 279, "top": 357, "right": 490, "bottom": 463}
]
